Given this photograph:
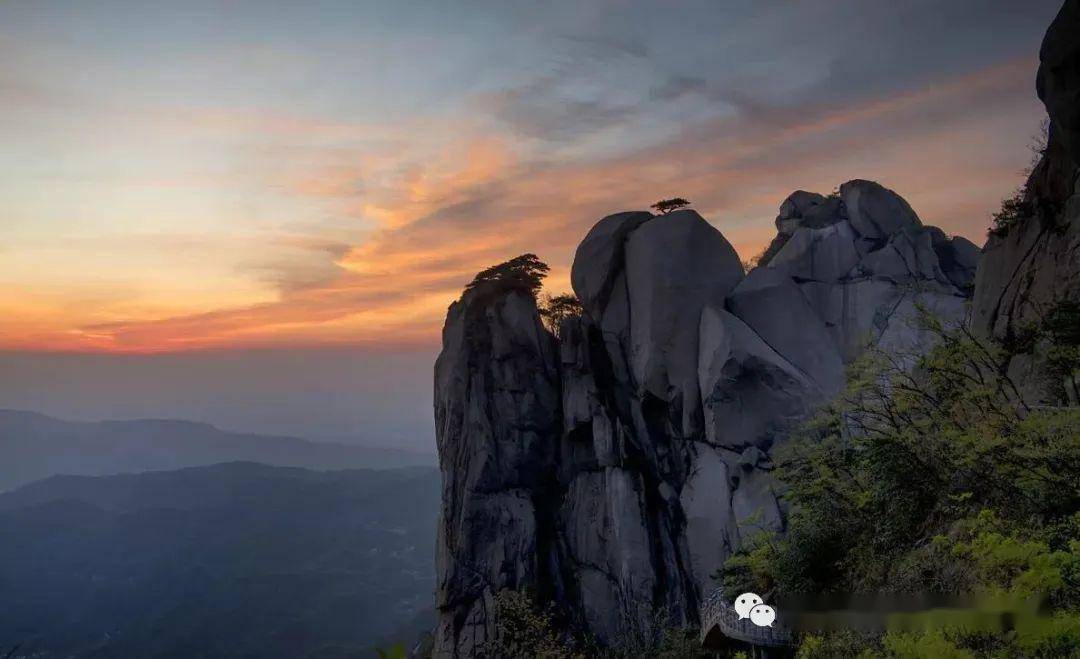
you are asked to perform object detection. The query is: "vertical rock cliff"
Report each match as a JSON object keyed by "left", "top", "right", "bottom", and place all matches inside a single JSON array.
[
  {"left": 434, "top": 284, "right": 561, "bottom": 656},
  {"left": 972, "top": 0, "right": 1080, "bottom": 405},
  {"left": 434, "top": 189, "right": 978, "bottom": 656}
]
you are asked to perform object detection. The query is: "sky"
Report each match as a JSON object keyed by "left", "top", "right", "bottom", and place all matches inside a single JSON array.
[{"left": 0, "top": 0, "right": 1065, "bottom": 450}]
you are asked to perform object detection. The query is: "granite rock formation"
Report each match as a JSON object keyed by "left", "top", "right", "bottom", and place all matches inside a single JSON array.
[
  {"left": 432, "top": 5, "right": 1080, "bottom": 653},
  {"left": 434, "top": 189, "right": 977, "bottom": 655},
  {"left": 433, "top": 286, "right": 561, "bottom": 657},
  {"left": 972, "top": 0, "right": 1080, "bottom": 405}
]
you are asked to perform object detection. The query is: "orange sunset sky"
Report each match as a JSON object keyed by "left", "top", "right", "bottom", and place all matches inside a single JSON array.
[
  {"left": 2, "top": 0, "right": 1064, "bottom": 355},
  {"left": 0, "top": 1, "right": 1066, "bottom": 446}
]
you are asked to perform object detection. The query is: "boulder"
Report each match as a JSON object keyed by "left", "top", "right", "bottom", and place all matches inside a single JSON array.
[
  {"left": 934, "top": 235, "right": 981, "bottom": 290},
  {"left": 731, "top": 468, "right": 784, "bottom": 541},
  {"left": 856, "top": 228, "right": 947, "bottom": 283},
  {"left": 725, "top": 267, "right": 846, "bottom": 395},
  {"left": 766, "top": 220, "right": 860, "bottom": 282},
  {"left": 840, "top": 179, "right": 922, "bottom": 240},
  {"left": 623, "top": 211, "right": 744, "bottom": 415},
  {"left": 698, "top": 304, "right": 818, "bottom": 451},
  {"left": 571, "top": 211, "right": 654, "bottom": 318}
]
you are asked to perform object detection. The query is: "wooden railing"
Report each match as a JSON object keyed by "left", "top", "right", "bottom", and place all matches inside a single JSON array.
[{"left": 699, "top": 589, "right": 795, "bottom": 648}]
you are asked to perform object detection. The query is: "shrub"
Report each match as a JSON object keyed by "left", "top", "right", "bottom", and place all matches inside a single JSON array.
[
  {"left": 989, "top": 190, "right": 1032, "bottom": 237},
  {"left": 485, "top": 590, "right": 584, "bottom": 659}
]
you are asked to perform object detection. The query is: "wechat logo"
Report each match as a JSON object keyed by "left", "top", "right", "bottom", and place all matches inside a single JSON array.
[{"left": 733, "top": 592, "right": 777, "bottom": 627}]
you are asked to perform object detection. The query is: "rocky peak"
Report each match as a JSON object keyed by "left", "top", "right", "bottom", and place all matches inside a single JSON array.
[
  {"left": 433, "top": 280, "right": 561, "bottom": 657},
  {"left": 434, "top": 183, "right": 978, "bottom": 656},
  {"left": 761, "top": 180, "right": 978, "bottom": 295},
  {"left": 571, "top": 208, "right": 744, "bottom": 437}
]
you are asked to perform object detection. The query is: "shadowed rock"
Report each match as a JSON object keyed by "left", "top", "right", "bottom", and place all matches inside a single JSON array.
[
  {"left": 839, "top": 179, "right": 922, "bottom": 241},
  {"left": 971, "top": 0, "right": 1080, "bottom": 405},
  {"left": 433, "top": 284, "right": 561, "bottom": 657}
]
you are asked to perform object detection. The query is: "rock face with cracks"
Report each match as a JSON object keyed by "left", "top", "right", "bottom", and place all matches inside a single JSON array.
[
  {"left": 433, "top": 189, "right": 978, "bottom": 656},
  {"left": 972, "top": 0, "right": 1080, "bottom": 405}
]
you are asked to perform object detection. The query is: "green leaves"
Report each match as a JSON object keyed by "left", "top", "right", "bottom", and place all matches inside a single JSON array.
[{"left": 718, "top": 310, "right": 1080, "bottom": 656}]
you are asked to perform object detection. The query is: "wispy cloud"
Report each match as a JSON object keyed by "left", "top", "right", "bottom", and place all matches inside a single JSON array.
[
  {"left": 25, "top": 56, "right": 1036, "bottom": 353},
  {"left": 0, "top": 0, "right": 1058, "bottom": 353}
]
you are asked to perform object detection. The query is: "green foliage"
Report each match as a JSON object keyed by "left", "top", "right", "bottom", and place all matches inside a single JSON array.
[
  {"left": 466, "top": 253, "right": 550, "bottom": 299},
  {"left": 796, "top": 631, "right": 882, "bottom": 658},
  {"left": 988, "top": 119, "right": 1048, "bottom": 239},
  {"left": 652, "top": 626, "right": 712, "bottom": 659},
  {"left": 989, "top": 189, "right": 1033, "bottom": 237},
  {"left": 539, "top": 292, "right": 584, "bottom": 337},
  {"left": 1002, "top": 298, "right": 1080, "bottom": 403},
  {"left": 882, "top": 630, "right": 973, "bottom": 659},
  {"left": 1044, "top": 300, "right": 1080, "bottom": 403},
  {"left": 650, "top": 197, "right": 690, "bottom": 214},
  {"left": 486, "top": 590, "right": 584, "bottom": 659},
  {"left": 486, "top": 589, "right": 711, "bottom": 658},
  {"left": 717, "top": 309, "right": 1080, "bottom": 657}
]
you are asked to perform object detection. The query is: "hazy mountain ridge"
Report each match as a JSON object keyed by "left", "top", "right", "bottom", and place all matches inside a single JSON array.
[
  {"left": 0, "top": 461, "right": 440, "bottom": 658},
  {"left": 0, "top": 409, "right": 434, "bottom": 491}
]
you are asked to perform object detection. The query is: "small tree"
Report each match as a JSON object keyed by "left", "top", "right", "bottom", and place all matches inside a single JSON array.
[
  {"left": 651, "top": 198, "right": 691, "bottom": 215},
  {"left": 465, "top": 253, "right": 550, "bottom": 299},
  {"left": 485, "top": 590, "right": 585, "bottom": 659},
  {"left": 539, "top": 293, "right": 584, "bottom": 337}
]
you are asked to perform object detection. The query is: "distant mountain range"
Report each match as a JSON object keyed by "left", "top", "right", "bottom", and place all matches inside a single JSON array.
[
  {"left": 0, "top": 461, "right": 440, "bottom": 658},
  {"left": 0, "top": 409, "right": 434, "bottom": 491}
]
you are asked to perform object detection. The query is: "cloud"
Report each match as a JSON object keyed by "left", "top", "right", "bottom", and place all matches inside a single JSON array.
[
  {"left": 2, "top": 0, "right": 1055, "bottom": 353},
  {"left": 490, "top": 86, "right": 637, "bottom": 141},
  {"left": 46, "top": 55, "right": 1040, "bottom": 354}
]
